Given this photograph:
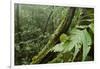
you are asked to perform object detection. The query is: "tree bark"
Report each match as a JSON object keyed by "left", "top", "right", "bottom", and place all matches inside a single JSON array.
[{"left": 31, "top": 7, "right": 76, "bottom": 64}]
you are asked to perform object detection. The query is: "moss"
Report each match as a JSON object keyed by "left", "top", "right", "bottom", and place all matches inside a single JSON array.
[{"left": 31, "top": 7, "right": 76, "bottom": 64}]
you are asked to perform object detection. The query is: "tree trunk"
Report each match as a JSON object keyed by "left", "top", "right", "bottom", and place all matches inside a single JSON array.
[
  {"left": 31, "top": 7, "right": 76, "bottom": 64},
  {"left": 15, "top": 4, "right": 22, "bottom": 43}
]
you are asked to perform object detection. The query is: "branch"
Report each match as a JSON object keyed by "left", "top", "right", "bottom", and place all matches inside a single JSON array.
[{"left": 31, "top": 7, "right": 76, "bottom": 64}]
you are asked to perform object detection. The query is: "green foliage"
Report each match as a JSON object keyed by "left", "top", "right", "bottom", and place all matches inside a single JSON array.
[
  {"left": 51, "top": 42, "right": 64, "bottom": 52},
  {"left": 50, "top": 8, "right": 94, "bottom": 62},
  {"left": 15, "top": 3, "right": 94, "bottom": 65},
  {"left": 15, "top": 4, "right": 68, "bottom": 65},
  {"left": 51, "top": 28, "right": 92, "bottom": 61}
]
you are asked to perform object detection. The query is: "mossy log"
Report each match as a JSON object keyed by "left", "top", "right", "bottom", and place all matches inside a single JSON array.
[{"left": 31, "top": 7, "right": 76, "bottom": 64}]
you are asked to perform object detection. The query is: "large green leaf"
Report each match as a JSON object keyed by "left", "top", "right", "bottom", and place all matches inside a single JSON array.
[
  {"left": 63, "top": 29, "right": 92, "bottom": 61},
  {"left": 51, "top": 28, "right": 92, "bottom": 61}
]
